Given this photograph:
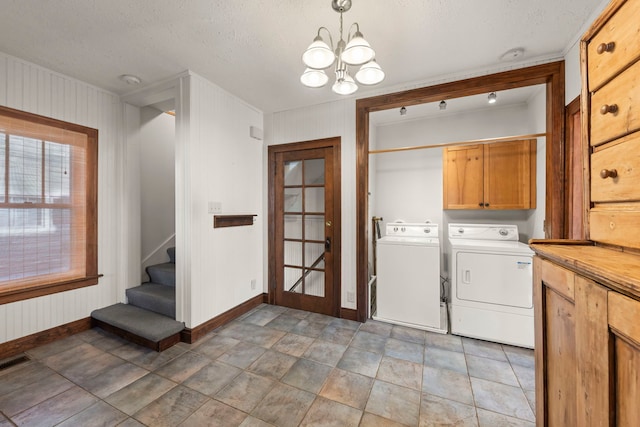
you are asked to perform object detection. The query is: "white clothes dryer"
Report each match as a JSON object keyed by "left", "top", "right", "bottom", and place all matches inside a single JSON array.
[
  {"left": 375, "top": 222, "right": 446, "bottom": 333},
  {"left": 448, "top": 223, "right": 534, "bottom": 348}
]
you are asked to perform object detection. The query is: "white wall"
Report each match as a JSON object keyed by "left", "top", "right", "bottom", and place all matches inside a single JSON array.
[
  {"left": 264, "top": 99, "right": 357, "bottom": 310},
  {"left": 181, "top": 73, "right": 264, "bottom": 328},
  {"left": 526, "top": 88, "right": 547, "bottom": 239},
  {"left": 564, "top": 40, "right": 582, "bottom": 104},
  {"left": 139, "top": 107, "right": 176, "bottom": 277},
  {"left": 0, "top": 52, "right": 127, "bottom": 344}
]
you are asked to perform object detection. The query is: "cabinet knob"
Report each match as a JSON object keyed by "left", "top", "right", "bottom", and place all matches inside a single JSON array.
[
  {"left": 600, "top": 104, "right": 618, "bottom": 115},
  {"left": 596, "top": 42, "right": 615, "bottom": 54},
  {"left": 479, "top": 202, "right": 484, "bottom": 207},
  {"left": 600, "top": 169, "right": 618, "bottom": 179}
]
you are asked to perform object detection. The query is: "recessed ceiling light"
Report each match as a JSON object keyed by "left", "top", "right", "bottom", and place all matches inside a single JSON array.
[
  {"left": 500, "top": 48, "right": 525, "bottom": 62},
  {"left": 119, "top": 74, "right": 142, "bottom": 85}
]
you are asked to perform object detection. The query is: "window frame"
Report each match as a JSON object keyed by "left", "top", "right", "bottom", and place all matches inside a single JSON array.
[{"left": 0, "top": 105, "right": 98, "bottom": 305}]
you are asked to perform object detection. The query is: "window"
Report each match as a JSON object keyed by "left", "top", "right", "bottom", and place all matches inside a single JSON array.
[{"left": 0, "top": 106, "right": 98, "bottom": 304}]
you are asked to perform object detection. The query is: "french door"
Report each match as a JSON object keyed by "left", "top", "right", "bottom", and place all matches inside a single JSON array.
[{"left": 268, "top": 138, "right": 341, "bottom": 316}]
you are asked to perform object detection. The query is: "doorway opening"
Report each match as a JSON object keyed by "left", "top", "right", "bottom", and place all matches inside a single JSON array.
[{"left": 355, "top": 62, "right": 566, "bottom": 322}]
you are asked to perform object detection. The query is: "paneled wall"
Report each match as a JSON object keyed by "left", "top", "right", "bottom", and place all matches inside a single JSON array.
[
  {"left": 181, "top": 73, "right": 264, "bottom": 328},
  {"left": 264, "top": 99, "right": 357, "bottom": 310},
  {"left": 0, "top": 52, "right": 125, "bottom": 344}
]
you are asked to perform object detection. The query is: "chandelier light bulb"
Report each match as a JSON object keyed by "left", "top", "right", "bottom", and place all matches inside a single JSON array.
[
  {"left": 355, "top": 59, "right": 385, "bottom": 85},
  {"left": 332, "top": 73, "right": 358, "bottom": 95},
  {"left": 302, "top": 36, "right": 335, "bottom": 69},
  {"left": 301, "top": 68, "right": 329, "bottom": 88},
  {"left": 341, "top": 31, "right": 375, "bottom": 65}
]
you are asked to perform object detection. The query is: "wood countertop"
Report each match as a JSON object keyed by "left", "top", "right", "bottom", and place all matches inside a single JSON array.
[{"left": 529, "top": 240, "right": 640, "bottom": 300}]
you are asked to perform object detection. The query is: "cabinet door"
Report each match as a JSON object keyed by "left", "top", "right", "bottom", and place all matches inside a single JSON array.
[
  {"left": 443, "top": 144, "right": 484, "bottom": 209},
  {"left": 534, "top": 257, "right": 577, "bottom": 426},
  {"left": 608, "top": 292, "right": 640, "bottom": 426},
  {"left": 484, "top": 140, "right": 535, "bottom": 209},
  {"left": 575, "top": 276, "right": 610, "bottom": 427}
]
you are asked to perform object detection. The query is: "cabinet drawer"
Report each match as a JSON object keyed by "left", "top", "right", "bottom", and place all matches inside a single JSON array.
[
  {"left": 591, "top": 131, "right": 640, "bottom": 202},
  {"left": 590, "top": 209, "right": 640, "bottom": 249},
  {"left": 591, "top": 59, "right": 640, "bottom": 146},
  {"left": 587, "top": 0, "right": 640, "bottom": 90}
]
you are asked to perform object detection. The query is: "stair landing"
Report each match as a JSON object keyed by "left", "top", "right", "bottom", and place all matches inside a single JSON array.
[{"left": 91, "top": 303, "right": 184, "bottom": 352}]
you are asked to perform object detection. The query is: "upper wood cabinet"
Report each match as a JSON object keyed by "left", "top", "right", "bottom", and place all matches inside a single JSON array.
[{"left": 443, "top": 139, "right": 536, "bottom": 210}]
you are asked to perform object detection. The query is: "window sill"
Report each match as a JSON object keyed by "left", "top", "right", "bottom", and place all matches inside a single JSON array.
[{"left": 0, "top": 275, "right": 100, "bottom": 305}]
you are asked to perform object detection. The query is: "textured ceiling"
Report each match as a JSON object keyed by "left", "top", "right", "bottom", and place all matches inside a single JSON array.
[{"left": 0, "top": 0, "right": 605, "bottom": 113}]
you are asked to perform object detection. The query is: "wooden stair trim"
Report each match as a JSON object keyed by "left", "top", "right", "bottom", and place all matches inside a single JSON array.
[{"left": 91, "top": 318, "right": 181, "bottom": 352}]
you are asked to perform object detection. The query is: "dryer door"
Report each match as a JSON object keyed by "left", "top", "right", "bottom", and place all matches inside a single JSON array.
[{"left": 455, "top": 251, "right": 533, "bottom": 308}]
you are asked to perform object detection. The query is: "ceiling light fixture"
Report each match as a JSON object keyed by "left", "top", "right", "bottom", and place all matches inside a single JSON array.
[
  {"left": 488, "top": 92, "right": 497, "bottom": 104},
  {"left": 400, "top": 106, "right": 407, "bottom": 116},
  {"left": 300, "top": 0, "right": 384, "bottom": 95},
  {"left": 439, "top": 100, "right": 447, "bottom": 110},
  {"left": 119, "top": 74, "right": 142, "bottom": 85}
]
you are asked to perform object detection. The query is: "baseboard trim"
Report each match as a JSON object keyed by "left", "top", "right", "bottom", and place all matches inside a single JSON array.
[
  {"left": 0, "top": 317, "right": 92, "bottom": 360},
  {"left": 181, "top": 293, "right": 267, "bottom": 344},
  {"left": 340, "top": 308, "right": 358, "bottom": 321}
]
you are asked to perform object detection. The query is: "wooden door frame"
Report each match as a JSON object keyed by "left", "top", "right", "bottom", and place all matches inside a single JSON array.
[
  {"left": 564, "top": 95, "right": 584, "bottom": 239},
  {"left": 268, "top": 137, "right": 342, "bottom": 317},
  {"left": 356, "top": 61, "right": 566, "bottom": 322}
]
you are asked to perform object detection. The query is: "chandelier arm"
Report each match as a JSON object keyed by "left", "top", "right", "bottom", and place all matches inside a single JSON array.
[
  {"left": 346, "top": 22, "right": 360, "bottom": 41},
  {"left": 317, "top": 26, "right": 335, "bottom": 51}
]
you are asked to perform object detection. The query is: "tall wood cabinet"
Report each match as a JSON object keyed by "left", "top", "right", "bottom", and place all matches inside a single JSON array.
[
  {"left": 531, "top": 0, "right": 640, "bottom": 425},
  {"left": 442, "top": 139, "right": 536, "bottom": 210}
]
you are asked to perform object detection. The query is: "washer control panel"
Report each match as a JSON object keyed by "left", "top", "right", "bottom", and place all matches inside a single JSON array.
[{"left": 385, "top": 222, "right": 439, "bottom": 238}]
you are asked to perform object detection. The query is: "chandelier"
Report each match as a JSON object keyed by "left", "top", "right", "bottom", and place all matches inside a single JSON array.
[{"left": 300, "top": 0, "right": 384, "bottom": 95}]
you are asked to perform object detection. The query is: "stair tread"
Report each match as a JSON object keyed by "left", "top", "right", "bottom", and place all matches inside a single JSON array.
[
  {"left": 126, "top": 283, "right": 175, "bottom": 318},
  {"left": 91, "top": 303, "right": 183, "bottom": 342},
  {"left": 146, "top": 262, "right": 176, "bottom": 287}
]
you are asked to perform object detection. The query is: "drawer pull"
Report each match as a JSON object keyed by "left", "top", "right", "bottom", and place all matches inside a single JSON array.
[
  {"left": 600, "top": 169, "right": 618, "bottom": 179},
  {"left": 600, "top": 104, "right": 618, "bottom": 115},
  {"left": 596, "top": 42, "right": 615, "bottom": 54}
]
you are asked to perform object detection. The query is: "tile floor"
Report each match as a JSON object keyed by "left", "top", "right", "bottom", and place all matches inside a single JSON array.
[{"left": 0, "top": 304, "right": 535, "bottom": 426}]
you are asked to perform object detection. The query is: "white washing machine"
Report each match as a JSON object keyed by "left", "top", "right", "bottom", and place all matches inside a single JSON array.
[
  {"left": 375, "top": 222, "right": 446, "bottom": 333},
  {"left": 448, "top": 223, "right": 534, "bottom": 348}
]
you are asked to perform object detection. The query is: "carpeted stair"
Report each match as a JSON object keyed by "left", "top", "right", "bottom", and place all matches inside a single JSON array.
[{"left": 91, "top": 247, "right": 183, "bottom": 351}]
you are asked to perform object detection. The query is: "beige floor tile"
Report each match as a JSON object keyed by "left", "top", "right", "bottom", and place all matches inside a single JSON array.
[
  {"left": 105, "top": 373, "right": 177, "bottom": 416},
  {"left": 182, "top": 360, "right": 242, "bottom": 396},
  {"left": 422, "top": 365, "right": 474, "bottom": 406},
  {"left": 133, "top": 385, "right": 208, "bottom": 426},
  {"left": 215, "top": 371, "right": 275, "bottom": 413},
  {"left": 300, "top": 396, "right": 362, "bottom": 427},
  {"left": 319, "top": 368, "right": 374, "bottom": 409},
  {"left": 12, "top": 386, "right": 97, "bottom": 427},
  {"left": 248, "top": 349, "right": 298, "bottom": 380},
  {"left": 281, "top": 358, "right": 333, "bottom": 394},
  {"left": 0, "top": 372, "right": 73, "bottom": 416},
  {"left": 271, "top": 333, "right": 315, "bottom": 357},
  {"left": 303, "top": 340, "right": 347, "bottom": 366},
  {"left": 365, "top": 380, "right": 421, "bottom": 426},
  {"left": 476, "top": 408, "right": 535, "bottom": 426},
  {"left": 154, "top": 351, "right": 211, "bottom": 383},
  {"left": 181, "top": 399, "right": 247, "bottom": 427},
  {"left": 377, "top": 356, "right": 423, "bottom": 390},
  {"left": 337, "top": 346, "right": 382, "bottom": 378},
  {"left": 359, "top": 412, "right": 408, "bottom": 426},
  {"left": 56, "top": 401, "right": 128, "bottom": 426},
  {"left": 466, "top": 354, "right": 519, "bottom": 387},
  {"left": 470, "top": 377, "right": 534, "bottom": 422},
  {"left": 251, "top": 383, "right": 316, "bottom": 427},
  {"left": 419, "top": 393, "right": 478, "bottom": 427}
]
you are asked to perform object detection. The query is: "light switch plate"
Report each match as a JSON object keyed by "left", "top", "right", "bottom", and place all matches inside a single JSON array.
[{"left": 208, "top": 201, "right": 222, "bottom": 214}]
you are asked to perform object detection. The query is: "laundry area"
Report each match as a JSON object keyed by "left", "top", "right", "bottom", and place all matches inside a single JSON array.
[{"left": 368, "top": 86, "right": 546, "bottom": 349}]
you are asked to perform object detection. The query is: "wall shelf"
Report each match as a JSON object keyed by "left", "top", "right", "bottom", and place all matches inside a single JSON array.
[{"left": 213, "top": 215, "right": 256, "bottom": 228}]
